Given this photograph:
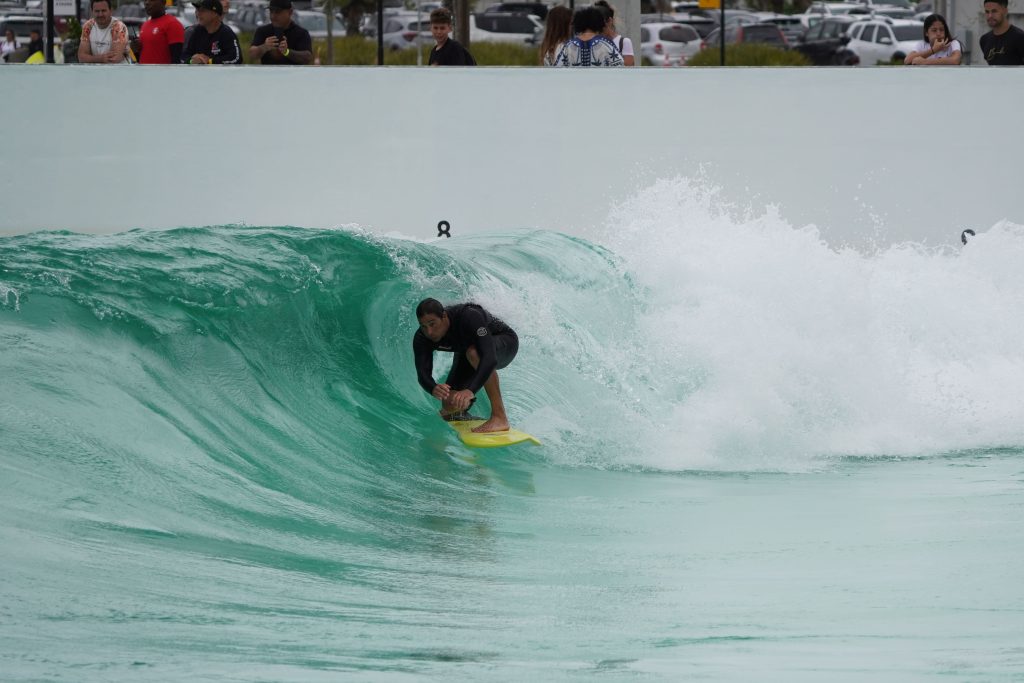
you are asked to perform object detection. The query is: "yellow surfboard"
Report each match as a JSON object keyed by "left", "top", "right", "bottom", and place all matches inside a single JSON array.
[{"left": 446, "top": 419, "right": 541, "bottom": 448}]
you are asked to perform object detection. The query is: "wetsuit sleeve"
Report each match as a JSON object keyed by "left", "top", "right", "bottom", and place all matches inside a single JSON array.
[
  {"left": 413, "top": 333, "right": 437, "bottom": 394},
  {"left": 459, "top": 307, "right": 497, "bottom": 394}
]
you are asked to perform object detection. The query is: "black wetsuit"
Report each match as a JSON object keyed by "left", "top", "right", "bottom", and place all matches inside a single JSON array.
[{"left": 413, "top": 303, "right": 517, "bottom": 395}]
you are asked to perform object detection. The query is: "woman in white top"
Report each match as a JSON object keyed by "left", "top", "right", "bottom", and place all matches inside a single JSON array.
[
  {"left": 595, "top": 0, "right": 634, "bottom": 66},
  {"left": 904, "top": 13, "right": 962, "bottom": 65},
  {"left": 1, "top": 29, "right": 17, "bottom": 62}
]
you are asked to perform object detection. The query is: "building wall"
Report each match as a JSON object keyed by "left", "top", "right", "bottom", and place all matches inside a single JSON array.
[{"left": 0, "top": 65, "right": 1021, "bottom": 247}]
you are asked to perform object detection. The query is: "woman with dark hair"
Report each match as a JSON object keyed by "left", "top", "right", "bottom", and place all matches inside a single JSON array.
[
  {"left": 1, "top": 29, "right": 17, "bottom": 62},
  {"left": 539, "top": 5, "right": 572, "bottom": 66},
  {"left": 595, "top": 0, "right": 633, "bottom": 66},
  {"left": 905, "top": 13, "right": 962, "bottom": 65},
  {"left": 552, "top": 5, "right": 623, "bottom": 66}
]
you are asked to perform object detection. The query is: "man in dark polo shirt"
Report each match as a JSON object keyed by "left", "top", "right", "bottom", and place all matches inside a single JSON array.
[
  {"left": 250, "top": 0, "right": 313, "bottom": 64},
  {"left": 980, "top": 0, "right": 1024, "bottom": 64},
  {"left": 181, "top": 0, "right": 241, "bottom": 63},
  {"left": 428, "top": 7, "right": 476, "bottom": 66}
]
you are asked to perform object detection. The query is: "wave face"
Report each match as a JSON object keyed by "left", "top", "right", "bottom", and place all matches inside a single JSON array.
[
  {"left": 4, "top": 191, "right": 1024, "bottom": 678},
  {"left": 3, "top": 203, "right": 1024, "bottom": 486}
]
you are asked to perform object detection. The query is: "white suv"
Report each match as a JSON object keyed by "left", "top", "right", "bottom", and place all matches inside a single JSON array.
[
  {"left": 470, "top": 12, "right": 543, "bottom": 44},
  {"left": 845, "top": 18, "right": 923, "bottom": 65}
]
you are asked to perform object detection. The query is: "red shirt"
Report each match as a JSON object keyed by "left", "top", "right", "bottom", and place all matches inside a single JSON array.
[{"left": 138, "top": 13, "right": 184, "bottom": 64}]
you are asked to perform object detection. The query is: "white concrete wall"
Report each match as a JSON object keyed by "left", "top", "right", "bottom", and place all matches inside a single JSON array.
[{"left": 1, "top": 65, "right": 1021, "bottom": 247}]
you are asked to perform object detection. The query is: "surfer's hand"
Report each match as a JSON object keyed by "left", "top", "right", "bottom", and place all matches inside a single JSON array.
[
  {"left": 432, "top": 384, "right": 451, "bottom": 401},
  {"left": 450, "top": 390, "right": 473, "bottom": 411}
]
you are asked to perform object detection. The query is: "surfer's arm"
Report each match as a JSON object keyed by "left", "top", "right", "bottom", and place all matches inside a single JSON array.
[{"left": 413, "top": 334, "right": 438, "bottom": 394}]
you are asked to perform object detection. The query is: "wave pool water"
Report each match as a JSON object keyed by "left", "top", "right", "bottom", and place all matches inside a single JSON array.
[{"left": 2, "top": 190, "right": 1024, "bottom": 679}]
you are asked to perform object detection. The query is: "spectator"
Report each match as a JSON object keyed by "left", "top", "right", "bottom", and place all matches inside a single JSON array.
[
  {"left": 27, "top": 29, "right": 44, "bottom": 56},
  {"left": 904, "top": 14, "right": 961, "bottom": 65},
  {"left": 595, "top": 0, "right": 633, "bottom": 66},
  {"left": 184, "top": 0, "right": 230, "bottom": 54},
  {"left": 78, "top": 0, "right": 131, "bottom": 64},
  {"left": 249, "top": 0, "right": 313, "bottom": 65},
  {"left": 980, "top": 0, "right": 1024, "bottom": 64},
  {"left": 133, "top": 0, "right": 184, "bottom": 64},
  {"left": 181, "top": 0, "right": 241, "bottom": 64},
  {"left": 552, "top": 5, "right": 623, "bottom": 66},
  {"left": 428, "top": 7, "right": 476, "bottom": 65},
  {"left": 539, "top": 5, "right": 571, "bottom": 65},
  {"left": 1, "top": 29, "right": 16, "bottom": 62}
]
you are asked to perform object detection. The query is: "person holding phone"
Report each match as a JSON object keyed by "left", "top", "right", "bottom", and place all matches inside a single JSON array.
[{"left": 250, "top": 0, "right": 312, "bottom": 65}]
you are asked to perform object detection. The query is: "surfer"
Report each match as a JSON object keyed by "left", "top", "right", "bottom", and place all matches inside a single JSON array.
[{"left": 413, "top": 298, "right": 518, "bottom": 433}]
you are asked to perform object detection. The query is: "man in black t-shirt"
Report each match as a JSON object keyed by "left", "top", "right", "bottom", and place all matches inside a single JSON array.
[
  {"left": 981, "top": 0, "right": 1024, "bottom": 64},
  {"left": 249, "top": 0, "right": 313, "bottom": 65},
  {"left": 181, "top": 0, "right": 241, "bottom": 64},
  {"left": 428, "top": 7, "right": 476, "bottom": 66}
]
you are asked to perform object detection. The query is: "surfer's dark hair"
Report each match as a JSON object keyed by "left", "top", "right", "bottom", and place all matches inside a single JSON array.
[{"left": 416, "top": 298, "right": 445, "bottom": 319}]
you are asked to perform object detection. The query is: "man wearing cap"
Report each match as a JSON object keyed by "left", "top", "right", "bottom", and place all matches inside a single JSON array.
[
  {"left": 249, "top": 0, "right": 312, "bottom": 65},
  {"left": 181, "top": 0, "right": 241, "bottom": 64},
  {"left": 133, "top": 0, "right": 184, "bottom": 64}
]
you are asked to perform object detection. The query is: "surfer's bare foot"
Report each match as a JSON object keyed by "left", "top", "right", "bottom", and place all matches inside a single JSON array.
[{"left": 472, "top": 418, "right": 509, "bottom": 433}]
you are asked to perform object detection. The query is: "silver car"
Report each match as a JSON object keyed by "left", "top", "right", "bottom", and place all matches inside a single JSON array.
[{"left": 640, "top": 22, "right": 702, "bottom": 66}]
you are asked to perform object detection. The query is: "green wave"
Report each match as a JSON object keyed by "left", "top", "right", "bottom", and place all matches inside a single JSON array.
[{"left": 0, "top": 226, "right": 639, "bottom": 537}]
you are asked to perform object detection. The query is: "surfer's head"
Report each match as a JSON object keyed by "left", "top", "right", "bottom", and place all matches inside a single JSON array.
[{"left": 416, "top": 298, "right": 449, "bottom": 342}]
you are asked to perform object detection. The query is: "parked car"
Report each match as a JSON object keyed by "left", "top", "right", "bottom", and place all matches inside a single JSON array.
[
  {"left": 791, "top": 15, "right": 860, "bottom": 65},
  {"left": 848, "top": 5, "right": 916, "bottom": 19},
  {"left": 845, "top": 18, "right": 922, "bottom": 64},
  {"left": 803, "top": 2, "right": 865, "bottom": 16},
  {"left": 672, "top": 13, "right": 718, "bottom": 38},
  {"left": 291, "top": 9, "right": 346, "bottom": 39},
  {"left": 359, "top": 7, "right": 413, "bottom": 38},
  {"left": 756, "top": 12, "right": 806, "bottom": 45},
  {"left": 377, "top": 13, "right": 433, "bottom": 50},
  {"left": 0, "top": 14, "right": 43, "bottom": 46},
  {"left": 690, "top": 8, "right": 762, "bottom": 26},
  {"left": 482, "top": 2, "right": 549, "bottom": 20},
  {"left": 640, "top": 22, "right": 701, "bottom": 65},
  {"left": 470, "top": 11, "right": 543, "bottom": 44},
  {"left": 701, "top": 22, "right": 788, "bottom": 50},
  {"left": 231, "top": 4, "right": 268, "bottom": 33}
]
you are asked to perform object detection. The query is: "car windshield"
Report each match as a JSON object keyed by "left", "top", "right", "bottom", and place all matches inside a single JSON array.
[
  {"left": 297, "top": 13, "right": 342, "bottom": 31},
  {"left": 824, "top": 21, "right": 849, "bottom": 37},
  {"left": 743, "top": 25, "right": 784, "bottom": 43},
  {"left": 680, "top": 21, "right": 716, "bottom": 37},
  {"left": 893, "top": 25, "right": 921, "bottom": 41},
  {"left": 660, "top": 25, "right": 698, "bottom": 42}
]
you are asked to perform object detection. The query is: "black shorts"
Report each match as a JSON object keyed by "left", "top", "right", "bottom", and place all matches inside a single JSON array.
[{"left": 445, "top": 331, "right": 519, "bottom": 390}]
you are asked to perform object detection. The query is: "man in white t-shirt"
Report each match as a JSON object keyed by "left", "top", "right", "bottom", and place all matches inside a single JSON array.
[{"left": 78, "top": 0, "right": 131, "bottom": 64}]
